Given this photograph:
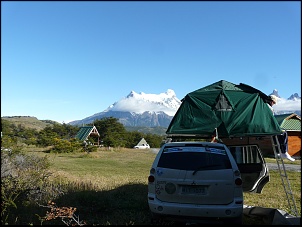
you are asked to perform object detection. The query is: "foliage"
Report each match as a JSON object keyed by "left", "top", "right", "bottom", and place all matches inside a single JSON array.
[
  {"left": 82, "top": 138, "right": 98, "bottom": 153},
  {"left": 90, "top": 117, "right": 164, "bottom": 148},
  {"left": 1, "top": 119, "right": 40, "bottom": 146},
  {"left": 144, "top": 133, "right": 165, "bottom": 148},
  {"left": 91, "top": 116, "right": 165, "bottom": 148},
  {"left": 1, "top": 148, "right": 54, "bottom": 225},
  {"left": 50, "top": 123, "right": 79, "bottom": 139},
  {"left": 36, "top": 129, "right": 58, "bottom": 147},
  {"left": 1, "top": 118, "right": 80, "bottom": 148},
  {"left": 2, "top": 117, "right": 165, "bottom": 150},
  {"left": 124, "top": 130, "right": 145, "bottom": 148},
  {"left": 92, "top": 117, "right": 128, "bottom": 147},
  {"left": 36, "top": 124, "right": 79, "bottom": 147},
  {"left": 40, "top": 201, "right": 86, "bottom": 226},
  {"left": 51, "top": 138, "right": 82, "bottom": 153},
  {"left": 123, "top": 131, "right": 164, "bottom": 148}
]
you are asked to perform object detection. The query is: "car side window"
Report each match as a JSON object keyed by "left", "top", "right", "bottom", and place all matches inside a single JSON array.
[{"left": 229, "top": 145, "right": 262, "bottom": 164}]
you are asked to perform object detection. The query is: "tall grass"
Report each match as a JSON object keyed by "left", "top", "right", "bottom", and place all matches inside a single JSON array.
[{"left": 24, "top": 148, "right": 300, "bottom": 225}]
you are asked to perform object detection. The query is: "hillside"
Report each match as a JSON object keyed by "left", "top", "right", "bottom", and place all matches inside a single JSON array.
[
  {"left": 1, "top": 116, "right": 59, "bottom": 131},
  {"left": 1, "top": 116, "right": 168, "bottom": 136}
]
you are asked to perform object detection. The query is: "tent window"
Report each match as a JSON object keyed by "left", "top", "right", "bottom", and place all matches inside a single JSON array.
[{"left": 215, "top": 94, "right": 233, "bottom": 111}]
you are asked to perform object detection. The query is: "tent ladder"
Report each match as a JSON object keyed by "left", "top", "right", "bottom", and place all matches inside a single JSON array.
[{"left": 271, "top": 135, "right": 298, "bottom": 217}]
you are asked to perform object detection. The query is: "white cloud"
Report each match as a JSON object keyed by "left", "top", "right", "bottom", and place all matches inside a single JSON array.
[
  {"left": 110, "top": 98, "right": 177, "bottom": 116},
  {"left": 273, "top": 98, "right": 301, "bottom": 112}
]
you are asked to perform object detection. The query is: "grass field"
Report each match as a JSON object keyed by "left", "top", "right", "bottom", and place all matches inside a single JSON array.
[{"left": 27, "top": 147, "right": 300, "bottom": 225}]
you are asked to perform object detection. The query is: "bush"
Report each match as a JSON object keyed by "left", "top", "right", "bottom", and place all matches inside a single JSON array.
[
  {"left": 50, "top": 138, "right": 82, "bottom": 153},
  {"left": 1, "top": 149, "right": 57, "bottom": 225}
]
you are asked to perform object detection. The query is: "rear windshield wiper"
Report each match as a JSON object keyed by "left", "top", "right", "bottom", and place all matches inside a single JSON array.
[{"left": 192, "top": 165, "right": 220, "bottom": 175}]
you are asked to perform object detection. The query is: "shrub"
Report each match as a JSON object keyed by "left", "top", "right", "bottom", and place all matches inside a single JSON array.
[
  {"left": 50, "top": 138, "right": 82, "bottom": 153},
  {"left": 1, "top": 149, "right": 57, "bottom": 225}
]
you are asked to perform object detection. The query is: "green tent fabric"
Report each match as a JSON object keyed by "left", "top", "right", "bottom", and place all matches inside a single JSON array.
[{"left": 166, "top": 80, "right": 282, "bottom": 138}]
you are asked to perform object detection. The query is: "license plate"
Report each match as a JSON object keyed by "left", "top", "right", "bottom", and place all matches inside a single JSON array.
[{"left": 181, "top": 186, "right": 207, "bottom": 195}]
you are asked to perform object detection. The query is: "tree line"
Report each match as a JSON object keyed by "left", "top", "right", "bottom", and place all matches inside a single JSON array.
[{"left": 1, "top": 117, "right": 165, "bottom": 153}]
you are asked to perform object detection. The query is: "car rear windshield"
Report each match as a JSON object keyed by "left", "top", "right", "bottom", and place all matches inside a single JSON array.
[{"left": 157, "top": 146, "right": 232, "bottom": 170}]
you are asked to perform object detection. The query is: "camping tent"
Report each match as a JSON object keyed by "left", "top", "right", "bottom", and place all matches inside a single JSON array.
[
  {"left": 134, "top": 138, "right": 150, "bottom": 149},
  {"left": 166, "top": 80, "right": 282, "bottom": 138}
]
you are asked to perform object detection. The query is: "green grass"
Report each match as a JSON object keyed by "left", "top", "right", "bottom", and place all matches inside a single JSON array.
[
  {"left": 244, "top": 170, "right": 301, "bottom": 214},
  {"left": 265, "top": 157, "right": 301, "bottom": 165},
  {"left": 43, "top": 148, "right": 155, "bottom": 188},
  {"left": 25, "top": 148, "right": 300, "bottom": 225}
]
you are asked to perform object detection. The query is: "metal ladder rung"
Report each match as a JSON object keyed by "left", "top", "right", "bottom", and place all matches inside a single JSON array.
[{"left": 271, "top": 135, "right": 298, "bottom": 217}]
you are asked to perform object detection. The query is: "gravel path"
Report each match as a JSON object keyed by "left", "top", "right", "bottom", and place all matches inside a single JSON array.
[{"left": 266, "top": 162, "right": 301, "bottom": 172}]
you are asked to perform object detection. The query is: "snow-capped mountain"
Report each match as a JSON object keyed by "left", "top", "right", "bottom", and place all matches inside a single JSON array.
[
  {"left": 68, "top": 89, "right": 301, "bottom": 127},
  {"left": 270, "top": 89, "right": 281, "bottom": 98},
  {"left": 269, "top": 89, "right": 301, "bottom": 115},
  {"left": 104, "top": 89, "right": 180, "bottom": 116},
  {"left": 68, "top": 89, "right": 182, "bottom": 127},
  {"left": 288, "top": 93, "right": 301, "bottom": 101}
]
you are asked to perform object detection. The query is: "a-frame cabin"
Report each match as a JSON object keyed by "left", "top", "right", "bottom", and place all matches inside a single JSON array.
[{"left": 75, "top": 126, "right": 100, "bottom": 146}]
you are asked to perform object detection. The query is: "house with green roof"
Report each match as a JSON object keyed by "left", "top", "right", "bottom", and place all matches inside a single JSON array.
[
  {"left": 274, "top": 113, "right": 301, "bottom": 157},
  {"left": 274, "top": 113, "right": 301, "bottom": 131},
  {"left": 75, "top": 126, "right": 100, "bottom": 146}
]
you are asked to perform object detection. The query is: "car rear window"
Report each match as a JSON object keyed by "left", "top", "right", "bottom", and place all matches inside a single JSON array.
[{"left": 157, "top": 146, "right": 232, "bottom": 170}]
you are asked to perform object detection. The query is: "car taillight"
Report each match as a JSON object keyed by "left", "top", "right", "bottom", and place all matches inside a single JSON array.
[
  {"left": 235, "top": 178, "right": 242, "bottom": 186},
  {"left": 148, "top": 175, "right": 155, "bottom": 183}
]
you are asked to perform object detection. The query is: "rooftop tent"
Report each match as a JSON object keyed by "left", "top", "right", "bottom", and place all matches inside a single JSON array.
[{"left": 166, "top": 80, "right": 282, "bottom": 138}]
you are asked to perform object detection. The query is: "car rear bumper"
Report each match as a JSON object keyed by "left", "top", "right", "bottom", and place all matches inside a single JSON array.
[{"left": 148, "top": 194, "right": 243, "bottom": 218}]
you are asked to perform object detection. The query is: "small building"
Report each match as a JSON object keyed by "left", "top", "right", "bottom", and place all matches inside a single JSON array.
[
  {"left": 75, "top": 126, "right": 100, "bottom": 146},
  {"left": 134, "top": 138, "right": 150, "bottom": 149},
  {"left": 274, "top": 113, "right": 301, "bottom": 157}
]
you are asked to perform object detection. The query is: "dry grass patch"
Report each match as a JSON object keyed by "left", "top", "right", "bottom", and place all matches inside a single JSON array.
[{"left": 26, "top": 148, "right": 300, "bottom": 225}]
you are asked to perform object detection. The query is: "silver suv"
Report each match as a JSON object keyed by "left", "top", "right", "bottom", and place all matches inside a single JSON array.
[
  {"left": 148, "top": 142, "right": 269, "bottom": 224},
  {"left": 147, "top": 141, "right": 244, "bottom": 224}
]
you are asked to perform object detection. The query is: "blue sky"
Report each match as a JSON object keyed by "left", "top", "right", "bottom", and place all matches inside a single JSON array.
[{"left": 1, "top": 1, "right": 301, "bottom": 123}]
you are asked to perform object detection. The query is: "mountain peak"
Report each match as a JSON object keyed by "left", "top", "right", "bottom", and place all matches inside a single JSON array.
[
  {"left": 270, "top": 89, "right": 281, "bottom": 98},
  {"left": 165, "top": 89, "right": 176, "bottom": 97},
  {"left": 288, "top": 93, "right": 301, "bottom": 101},
  {"left": 127, "top": 90, "right": 139, "bottom": 98},
  {"left": 105, "top": 89, "right": 181, "bottom": 116}
]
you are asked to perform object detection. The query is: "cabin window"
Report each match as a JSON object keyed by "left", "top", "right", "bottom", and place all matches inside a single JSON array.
[{"left": 215, "top": 93, "right": 233, "bottom": 111}]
